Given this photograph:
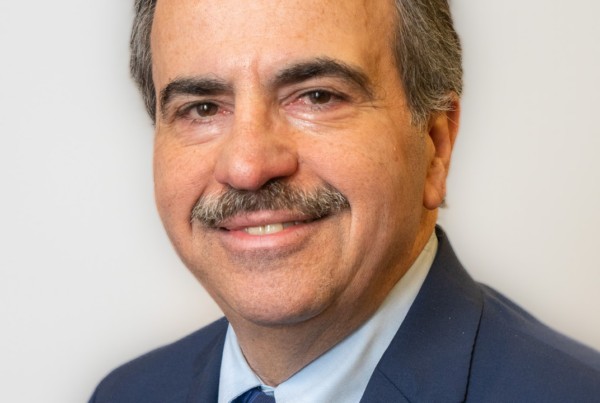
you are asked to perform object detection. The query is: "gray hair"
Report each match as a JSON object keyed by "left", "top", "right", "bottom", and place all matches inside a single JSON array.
[
  {"left": 191, "top": 180, "right": 350, "bottom": 228},
  {"left": 130, "top": 0, "right": 462, "bottom": 127}
]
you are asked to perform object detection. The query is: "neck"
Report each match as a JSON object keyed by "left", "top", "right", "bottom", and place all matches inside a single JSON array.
[{"left": 226, "top": 211, "right": 438, "bottom": 386}]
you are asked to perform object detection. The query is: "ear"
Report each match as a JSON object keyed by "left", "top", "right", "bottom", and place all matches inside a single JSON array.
[{"left": 423, "top": 94, "right": 460, "bottom": 210}]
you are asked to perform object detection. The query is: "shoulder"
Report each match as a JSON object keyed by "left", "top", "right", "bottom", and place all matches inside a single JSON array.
[
  {"left": 89, "top": 317, "right": 228, "bottom": 403},
  {"left": 467, "top": 285, "right": 600, "bottom": 402}
]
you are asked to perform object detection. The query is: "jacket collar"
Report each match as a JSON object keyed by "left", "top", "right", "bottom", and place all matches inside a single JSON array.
[
  {"left": 185, "top": 320, "right": 228, "bottom": 403},
  {"left": 360, "top": 226, "right": 484, "bottom": 403}
]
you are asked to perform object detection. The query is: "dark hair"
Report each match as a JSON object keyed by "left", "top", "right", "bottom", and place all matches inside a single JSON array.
[{"left": 130, "top": 0, "right": 462, "bottom": 127}]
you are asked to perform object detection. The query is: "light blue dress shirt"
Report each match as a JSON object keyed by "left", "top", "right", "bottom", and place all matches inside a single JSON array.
[{"left": 218, "top": 231, "right": 438, "bottom": 403}]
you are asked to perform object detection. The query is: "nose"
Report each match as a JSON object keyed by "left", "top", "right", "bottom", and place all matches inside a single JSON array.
[{"left": 213, "top": 102, "right": 298, "bottom": 191}]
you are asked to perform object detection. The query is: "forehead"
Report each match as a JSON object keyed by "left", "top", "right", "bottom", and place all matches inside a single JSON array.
[{"left": 151, "top": 0, "right": 396, "bottom": 84}]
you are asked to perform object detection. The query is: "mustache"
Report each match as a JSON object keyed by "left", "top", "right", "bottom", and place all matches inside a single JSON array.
[{"left": 191, "top": 180, "right": 350, "bottom": 228}]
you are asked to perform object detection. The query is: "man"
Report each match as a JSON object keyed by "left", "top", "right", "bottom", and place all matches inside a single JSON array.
[{"left": 89, "top": 0, "right": 600, "bottom": 401}]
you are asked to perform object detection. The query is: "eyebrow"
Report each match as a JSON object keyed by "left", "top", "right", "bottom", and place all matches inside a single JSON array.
[
  {"left": 159, "top": 58, "right": 375, "bottom": 119},
  {"left": 271, "top": 58, "right": 375, "bottom": 99},
  {"left": 160, "top": 77, "right": 233, "bottom": 118}
]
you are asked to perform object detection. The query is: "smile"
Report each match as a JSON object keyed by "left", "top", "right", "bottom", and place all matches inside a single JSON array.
[
  {"left": 215, "top": 209, "right": 329, "bottom": 245},
  {"left": 239, "top": 219, "right": 315, "bottom": 236}
]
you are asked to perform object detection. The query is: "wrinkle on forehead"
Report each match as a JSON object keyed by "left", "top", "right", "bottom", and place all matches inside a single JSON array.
[
  {"left": 152, "top": 0, "right": 392, "bottom": 54},
  {"left": 152, "top": 0, "right": 397, "bottom": 95}
]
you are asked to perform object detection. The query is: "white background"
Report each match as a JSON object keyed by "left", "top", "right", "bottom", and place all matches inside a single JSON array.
[{"left": 0, "top": 1, "right": 598, "bottom": 402}]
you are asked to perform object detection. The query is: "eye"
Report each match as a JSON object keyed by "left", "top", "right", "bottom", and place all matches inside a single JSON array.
[
  {"left": 306, "top": 90, "right": 332, "bottom": 105},
  {"left": 190, "top": 102, "right": 219, "bottom": 118}
]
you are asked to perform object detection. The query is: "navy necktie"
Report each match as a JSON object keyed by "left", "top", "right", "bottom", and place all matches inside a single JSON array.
[{"left": 233, "top": 387, "right": 275, "bottom": 403}]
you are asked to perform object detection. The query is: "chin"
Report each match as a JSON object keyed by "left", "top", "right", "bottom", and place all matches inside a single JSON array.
[
  {"left": 229, "top": 287, "right": 333, "bottom": 328},
  {"left": 238, "top": 307, "right": 324, "bottom": 329}
]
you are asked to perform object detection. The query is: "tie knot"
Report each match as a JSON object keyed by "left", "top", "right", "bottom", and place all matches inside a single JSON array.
[{"left": 233, "top": 387, "right": 276, "bottom": 403}]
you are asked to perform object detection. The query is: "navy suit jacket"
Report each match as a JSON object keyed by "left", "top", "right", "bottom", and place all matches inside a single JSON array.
[{"left": 90, "top": 227, "right": 600, "bottom": 402}]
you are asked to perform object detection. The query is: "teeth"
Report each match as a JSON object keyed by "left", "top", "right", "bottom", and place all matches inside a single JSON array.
[
  {"left": 265, "top": 223, "right": 284, "bottom": 234},
  {"left": 245, "top": 226, "right": 264, "bottom": 236},
  {"left": 243, "top": 221, "right": 308, "bottom": 236}
]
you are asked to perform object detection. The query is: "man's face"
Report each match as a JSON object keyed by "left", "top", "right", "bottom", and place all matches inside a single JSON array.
[{"left": 151, "top": 0, "right": 435, "bottom": 326}]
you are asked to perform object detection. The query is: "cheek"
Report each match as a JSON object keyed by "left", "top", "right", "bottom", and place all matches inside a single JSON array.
[
  {"left": 300, "top": 122, "right": 419, "bottom": 204},
  {"left": 153, "top": 139, "right": 216, "bottom": 243},
  {"left": 297, "top": 119, "right": 426, "bottom": 249}
]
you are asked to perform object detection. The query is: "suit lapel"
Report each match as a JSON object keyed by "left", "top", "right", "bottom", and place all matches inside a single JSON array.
[
  {"left": 360, "top": 368, "right": 412, "bottom": 403},
  {"left": 361, "top": 227, "right": 484, "bottom": 403},
  {"left": 185, "top": 321, "right": 228, "bottom": 403}
]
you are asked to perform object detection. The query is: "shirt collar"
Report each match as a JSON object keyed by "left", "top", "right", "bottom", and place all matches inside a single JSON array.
[{"left": 218, "top": 231, "right": 438, "bottom": 403}]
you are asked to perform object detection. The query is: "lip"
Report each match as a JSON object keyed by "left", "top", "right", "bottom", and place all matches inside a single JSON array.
[
  {"left": 218, "top": 211, "right": 315, "bottom": 231},
  {"left": 214, "top": 211, "right": 327, "bottom": 253}
]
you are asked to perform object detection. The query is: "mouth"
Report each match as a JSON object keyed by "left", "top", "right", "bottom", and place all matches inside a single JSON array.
[
  {"left": 220, "top": 218, "right": 318, "bottom": 236},
  {"left": 213, "top": 211, "right": 337, "bottom": 252}
]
